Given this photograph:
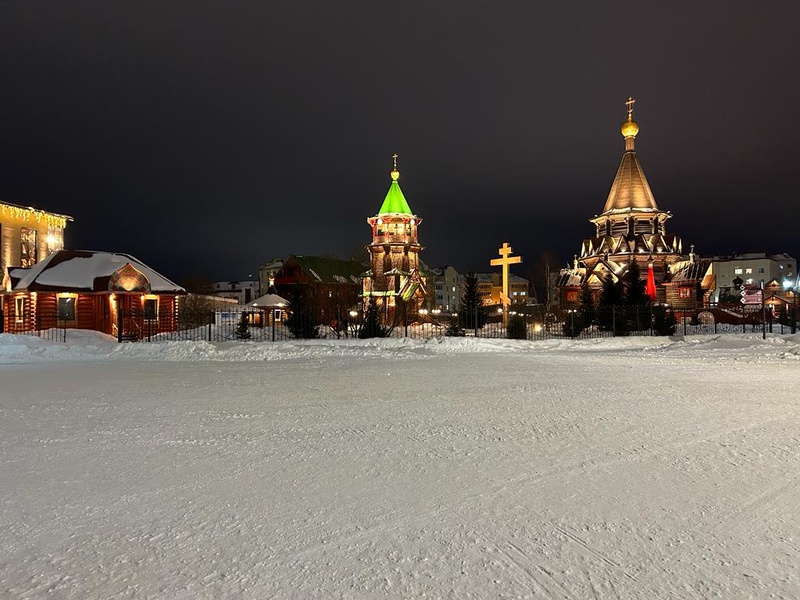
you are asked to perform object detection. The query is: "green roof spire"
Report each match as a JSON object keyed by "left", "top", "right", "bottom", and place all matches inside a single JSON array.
[{"left": 377, "top": 153, "right": 413, "bottom": 215}]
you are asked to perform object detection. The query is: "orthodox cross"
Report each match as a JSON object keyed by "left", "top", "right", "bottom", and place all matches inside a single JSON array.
[
  {"left": 490, "top": 242, "right": 522, "bottom": 326},
  {"left": 625, "top": 96, "right": 636, "bottom": 118},
  {"left": 392, "top": 153, "right": 398, "bottom": 169}
]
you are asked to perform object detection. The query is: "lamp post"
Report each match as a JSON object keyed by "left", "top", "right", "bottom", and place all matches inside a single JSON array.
[{"left": 349, "top": 310, "right": 359, "bottom": 338}]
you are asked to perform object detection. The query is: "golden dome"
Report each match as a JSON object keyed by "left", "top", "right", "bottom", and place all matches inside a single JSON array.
[
  {"left": 390, "top": 168, "right": 400, "bottom": 181},
  {"left": 621, "top": 117, "right": 639, "bottom": 138}
]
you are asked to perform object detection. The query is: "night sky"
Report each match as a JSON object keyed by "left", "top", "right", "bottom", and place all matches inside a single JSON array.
[{"left": 1, "top": 1, "right": 798, "bottom": 285}]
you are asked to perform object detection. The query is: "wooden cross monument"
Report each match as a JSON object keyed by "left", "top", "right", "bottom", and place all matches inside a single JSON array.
[{"left": 490, "top": 242, "right": 522, "bottom": 326}]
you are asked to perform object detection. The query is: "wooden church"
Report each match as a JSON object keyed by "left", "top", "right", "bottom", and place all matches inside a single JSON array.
[
  {"left": 362, "top": 156, "right": 427, "bottom": 323},
  {"left": 558, "top": 99, "right": 712, "bottom": 307}
]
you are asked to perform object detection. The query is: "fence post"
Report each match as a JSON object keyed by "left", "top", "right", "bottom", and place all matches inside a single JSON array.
[
  {"left": 117, "top": 308, "right": 123, "bottom": 343},
  {"left": 208, "top": 311, "right": 213, "bottom": 342}
]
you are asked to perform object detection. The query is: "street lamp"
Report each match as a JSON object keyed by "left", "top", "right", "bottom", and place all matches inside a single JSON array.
[{"left": 566, "top": 308, "right": 577, "bottom": 338}]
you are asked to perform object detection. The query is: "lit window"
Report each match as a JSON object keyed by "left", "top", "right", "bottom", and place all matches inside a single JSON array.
[
  {"left": 746, "top": 278, "right": 754, "bottom": 285},
  {"left": 745, "top": 268, "right": 753, "bottom": 274},
  {"left": 57, "top": 296, "right": 76, "bottom": 320},
  {"left": 734, "top": 268, "right": 743, "bottom": 275},
  {"left": 20, "top": 228, "right": 38, "bottom": 268},
  {"left": 678, "top": 287, "right": 691, "bottom": 299},
  {"left": 14, "top": 297, "right": 25, "bottom": 323},
  {"left": 143, "top": 298, "right": 158, "bottom": 319}
]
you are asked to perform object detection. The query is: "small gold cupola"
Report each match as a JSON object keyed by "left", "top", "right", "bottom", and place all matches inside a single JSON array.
[{"left": 621, "top": 96, "right": 639, "bottom": 151}]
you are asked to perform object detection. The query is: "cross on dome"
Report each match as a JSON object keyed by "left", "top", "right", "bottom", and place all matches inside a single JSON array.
[{"left": 625, "top": 96, "right": 636, "bottom": 118}]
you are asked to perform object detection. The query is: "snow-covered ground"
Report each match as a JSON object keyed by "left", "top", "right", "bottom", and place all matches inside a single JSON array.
[{"left": 1, "top": 332, "right": 799, "bottom": 599}]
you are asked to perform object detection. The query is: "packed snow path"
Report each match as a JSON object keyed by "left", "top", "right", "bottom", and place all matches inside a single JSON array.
[{"left": 1, "top": 334, "right": 799, "bottom": 598}]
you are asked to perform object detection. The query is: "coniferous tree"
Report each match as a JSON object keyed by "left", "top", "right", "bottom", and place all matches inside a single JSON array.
[
  {"left": 444, "top": 316, "right": 465, "bottom": 336},
  {"left": 652, "top": 304, "right": 677, "bottom": 336},
  {"left": 359, "top": 296, "right": 387, "bottom": 338},
  {"left": 624, "top": 261, "right": 648, "bottom": 305},
  {"left": 624, "top": 261, "right": 652, "bottom": 331},
  {"left": 597, "top": 274, "right": 624, "bottom": 332},
  {"left": 506, "top": 314, "right": 527, "bottom": 339},
  {"left": 460, "top": 273, "right": 487, "bottom": 331},
  {"left": 580, "top": 285, "right": 596, "bottom": 328},
  {"left": 285, "top": 286, "right": 318, "bottom": 339},
  {"left": 234, "top": 312, "right": 252, "bottom": 340}
]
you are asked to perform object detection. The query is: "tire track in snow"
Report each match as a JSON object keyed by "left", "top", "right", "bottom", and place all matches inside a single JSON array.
[
  {"left": 285, "top": 416, "right": 792, "bottom": 566},
  {"left": 501, "top": 540, "right": 578, "bottom": 599},
  {"left": 621, "top": 449, "right": 800, "bottom": 596}
]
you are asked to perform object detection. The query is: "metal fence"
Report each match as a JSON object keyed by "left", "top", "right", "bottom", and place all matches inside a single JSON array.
[{"left": 2, "top": 303, "right": 795, "bottom": 343}]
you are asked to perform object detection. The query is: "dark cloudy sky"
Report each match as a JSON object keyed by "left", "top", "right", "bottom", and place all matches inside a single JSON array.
[{"left": 1, "top": 1, "right": 798, "bottom": 284}]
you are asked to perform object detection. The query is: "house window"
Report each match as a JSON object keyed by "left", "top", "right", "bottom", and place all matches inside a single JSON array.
[
  {"left": 566, "top": 291, "right": 578, "bottom": 302},
  {"left": 734, "top": 268, "right": 743, "bottom": 275},
  {"left": 757, "top": 267, "right": 765, "bottom": 274},
  {"left": 745, "top": 268, "right": 753, "bottom": 274},
  {"left": 143, "top": 298, "right": 158, "bottom": 319},
  {"left": 57, "top": 296, "right": 76, "bottom": 320},
  {"left": 678, "top": 287, "right": 692, "bottom": 299},
  {"left": 14, "top": 296, "right": 25, "bottom": 323},
  {"left": 20, "top": 228, "right": 38, "bottom": 268}
]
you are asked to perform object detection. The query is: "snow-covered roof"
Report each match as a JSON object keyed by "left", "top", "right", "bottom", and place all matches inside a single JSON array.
[
  {"left": 5, "top": 250, "right": 185, "bottom": 294},
  {"left": 250, "top": 293, "right": 289, "bottom": 307}
]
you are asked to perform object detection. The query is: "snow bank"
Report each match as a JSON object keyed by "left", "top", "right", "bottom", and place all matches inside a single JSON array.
[{"left": 2, "top": 330, "right": 799, "bottom": 364}]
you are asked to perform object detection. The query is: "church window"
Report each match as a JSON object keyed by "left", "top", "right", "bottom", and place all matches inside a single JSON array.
[{"left": 611, "top": 221, "right": 627, "bottom": 236}]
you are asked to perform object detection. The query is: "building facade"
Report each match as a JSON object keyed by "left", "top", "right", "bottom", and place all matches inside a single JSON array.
[
  {"left": 709, "top": 253, "right": 796, "bottom": 303},
  {"left": 426, "top": 265, "right": 461, "bottom": 313},
  {"left": 475, "top": 273, "right": 530, "bottom": 307},
  {"left": 1, "top": 200, "right": 71, "bottom": 272},
  {"left": 211, "top": 280, "right": 259, "bottom": 304},
  {"left": 273, "top": 254, "right": 365, "bottom": 327},
  {"left": 363, "top": 157, "right": 426, "bottom": 322},
  {"left": 2, "top": 250, "right": 184, "bottom": 339},
  {"left": 558, "top": 98, "right": 705, "bottom": 306}
]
